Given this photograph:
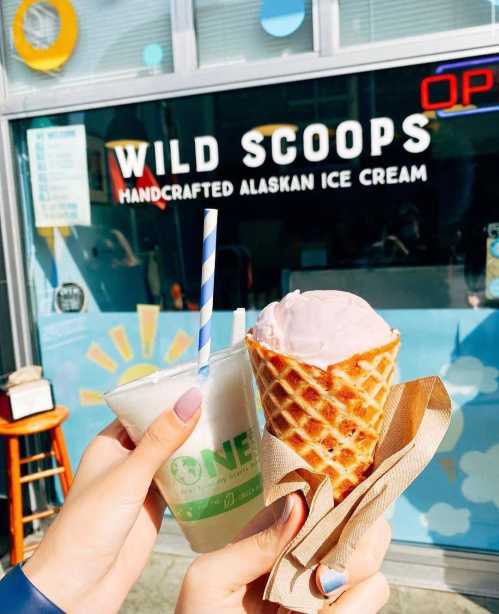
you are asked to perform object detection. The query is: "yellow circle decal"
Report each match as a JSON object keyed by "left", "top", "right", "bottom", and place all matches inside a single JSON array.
[{"left": 13, "top": 0, "right": 78, "bottom": 72}]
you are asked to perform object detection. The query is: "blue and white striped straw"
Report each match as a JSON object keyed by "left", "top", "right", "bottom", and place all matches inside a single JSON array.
[{"left": 198, "top": 208, "right": 218, "bottom": 377}]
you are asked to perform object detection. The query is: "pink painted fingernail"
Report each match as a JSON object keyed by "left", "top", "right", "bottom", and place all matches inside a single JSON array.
[{"left": 173, "top": 387, "right": 202, "bottom": 423}]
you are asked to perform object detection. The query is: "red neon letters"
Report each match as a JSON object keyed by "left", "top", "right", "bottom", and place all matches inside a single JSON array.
[
  {"left": 462, "top": 68, "right": 494, "bottom": 105},
  {"left": 420, "top": 68, "right": 494, "bottom": 111}
]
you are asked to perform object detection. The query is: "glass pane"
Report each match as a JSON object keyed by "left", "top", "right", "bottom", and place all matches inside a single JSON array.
[
  {"left": 11, "top": 53, "right": 499, "bottom": 554},
  {"left": 0, "top": 291, "right": 15, "bottom": 379},
  {"left": 1, "top": 0, "right": 173, "bottom": 94},
  {"left": 194, "top": 0, "right": 314, "bottom": 67},
  {"left": 0, "top": 232, "right": 15, "bottom": 377},
  {"left": 339, "top": 0, "right": 492, "bottom": 47}
]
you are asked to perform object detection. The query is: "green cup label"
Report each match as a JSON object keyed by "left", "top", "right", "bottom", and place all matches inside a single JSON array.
[
  {"left": 171, "top": 473, "right": 263, "bottom": 521},
  {"left": 166, "top": 428, "right": 262, "bottom": 521}
]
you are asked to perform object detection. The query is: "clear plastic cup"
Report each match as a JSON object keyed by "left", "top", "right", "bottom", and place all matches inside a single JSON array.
[{"left": 104, "top": 342, "right": 263, "bottom": 553}]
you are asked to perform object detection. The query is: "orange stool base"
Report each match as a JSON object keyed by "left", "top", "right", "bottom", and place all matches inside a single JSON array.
[{"left": 1, "top": 406, "right": 73, "bottom": 566}]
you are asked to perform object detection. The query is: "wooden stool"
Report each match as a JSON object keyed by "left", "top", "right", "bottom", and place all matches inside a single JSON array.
[{"left": 0, "top": 406, "right": 73, "bottom": 565}]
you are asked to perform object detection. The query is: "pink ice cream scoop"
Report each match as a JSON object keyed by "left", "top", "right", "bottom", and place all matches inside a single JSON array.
[{"left": 252, "top": 290, "right": 397, "bottom": 370}]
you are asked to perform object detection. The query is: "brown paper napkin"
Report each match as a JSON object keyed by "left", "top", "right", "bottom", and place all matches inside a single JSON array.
[{"left": 261, "top": 376, "right": 451, "bottom": 613}]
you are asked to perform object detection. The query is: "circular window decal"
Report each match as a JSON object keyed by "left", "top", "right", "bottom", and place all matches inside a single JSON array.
[
  {"left": 55, "top": 282, "right": 86, "bottom": 313},
  {"left": 13, "top": 0, "right": 78, "bottom": 72}
]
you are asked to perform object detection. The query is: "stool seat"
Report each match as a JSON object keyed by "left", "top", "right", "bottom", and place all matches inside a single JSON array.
[{"left": 0, "top": 406, "right": 69, "bottom": 436}]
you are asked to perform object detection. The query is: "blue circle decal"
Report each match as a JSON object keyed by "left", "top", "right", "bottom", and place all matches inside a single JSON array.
[
  {"left": 260, "top": 0, "right": 305, "bottom": 37},
  {"left": 143, "top": 43, "right": 163, "bottom": 67}
]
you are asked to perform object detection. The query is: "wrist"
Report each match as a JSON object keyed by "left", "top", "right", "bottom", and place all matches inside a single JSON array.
[
  {"left": 23, "top": 551, "right": 77, "bottom": 613},
  {"left": 0, "top": 564, "right": 65, "bottom": 614}
]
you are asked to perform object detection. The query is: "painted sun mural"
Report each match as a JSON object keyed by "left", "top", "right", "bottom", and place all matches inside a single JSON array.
[{"left": 79, "top": 304, "right": 194, "bottom": 406}]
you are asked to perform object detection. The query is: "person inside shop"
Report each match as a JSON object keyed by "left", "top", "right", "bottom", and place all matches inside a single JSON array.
[
  {"left": 366, "top": 202, "right": 428, "bottom": 267},
  {"left": 214, "top": 245, "right": 253, "bottom": 310},
  {"left": 0, "top": 389, "right": 390, "bottom": 614},
  {"left": 169, "top": 281, "right": 199, "bottom": 311}
]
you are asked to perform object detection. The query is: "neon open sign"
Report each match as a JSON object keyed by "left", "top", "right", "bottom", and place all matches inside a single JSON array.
[{"left": 420, "top": 55, "right": 499, "bottom": 117}]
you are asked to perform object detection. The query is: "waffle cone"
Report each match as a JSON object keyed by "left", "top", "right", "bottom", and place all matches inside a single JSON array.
[{"left": 246, "top": 333, "right": 400, "bottom": 502}]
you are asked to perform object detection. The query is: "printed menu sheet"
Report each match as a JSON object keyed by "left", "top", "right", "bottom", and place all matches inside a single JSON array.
[{"left": 27, "top": 125, "right": 91, "bottom": 227}]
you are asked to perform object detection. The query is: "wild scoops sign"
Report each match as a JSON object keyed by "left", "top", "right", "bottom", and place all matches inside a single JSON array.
[{"left": 113, "top": 113, "right": 431, "bottom": 205}]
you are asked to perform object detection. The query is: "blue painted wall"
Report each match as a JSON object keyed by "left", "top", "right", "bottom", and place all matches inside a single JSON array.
[{"left": 39, "top": 308, "right": 499, "bottom": 552}]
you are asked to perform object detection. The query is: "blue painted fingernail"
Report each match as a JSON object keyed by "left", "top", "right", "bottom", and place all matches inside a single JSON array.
[{"left": 319, "top": 568, "right": 348, "bottom": 594}]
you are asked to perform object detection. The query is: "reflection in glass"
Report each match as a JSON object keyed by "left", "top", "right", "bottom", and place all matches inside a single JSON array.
[
  {"left": 340, "top": 0, "right": 493, "bottom": 47},
  {"left": 2, "top": 0, "right": 173, "bottom": 93},
  {"left": 194, "top": 0, "right": 314, "bottom": 67}
]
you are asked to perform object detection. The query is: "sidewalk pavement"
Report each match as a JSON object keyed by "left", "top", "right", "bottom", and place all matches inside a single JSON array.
[
  {"left": 121, "top": 521, "right": 499, "bottom": 614},
  {"left": 121, "top": 550, "right": 499, "bottom": 614},
  {"left": 2, "top": 524, "right": 498, "bottom": 614}
]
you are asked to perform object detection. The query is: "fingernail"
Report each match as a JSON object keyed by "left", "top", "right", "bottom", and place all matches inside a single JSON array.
[
  {"left": 117, "top": 428, "right": 135, "bottom": 451},
  {"left": 173, "top": 387, "right": 202, "bottom": 423},
  {"left": 319, "top": 568, "right": 348, "bottom": 594},
  {"left": 278, "top": 494, "right": 295, "bottom": 525}
]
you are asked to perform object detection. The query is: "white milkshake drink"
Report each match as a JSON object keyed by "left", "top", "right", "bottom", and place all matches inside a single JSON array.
[{"left": 104, "top": 342, "right": 263, "bottom": 553}]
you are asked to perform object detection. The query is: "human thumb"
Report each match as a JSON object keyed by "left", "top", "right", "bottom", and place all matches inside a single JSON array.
[
  {"left": 114, "top": 387, "right": 202, "bottom": 495},
  {"left": 203, "top": 493, "right": 306, "bottom": 590}
]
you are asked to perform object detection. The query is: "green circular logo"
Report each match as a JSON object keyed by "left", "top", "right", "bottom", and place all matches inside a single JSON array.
[{"left": 170, "top": 456, "right": 202, "bottom": 486}]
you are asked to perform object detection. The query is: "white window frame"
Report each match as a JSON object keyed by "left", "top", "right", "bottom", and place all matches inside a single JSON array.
[
  {"left": 188, "top": 0, "right": 320, "bottom": 71},
  {"left": 0, "top": 0, "right": 497, "bottom": 118},
  {"left": 331, "top": 0, "right": 499, "bottom": 51},
  {"left": 331, "top": 24, "right": 499, "bottom": 71},
  {"left": 0, "top": 2, "right": 8, "bottom": 104},
  {"left": 171, "top": 0, "right": 197, "bottom": 73}
]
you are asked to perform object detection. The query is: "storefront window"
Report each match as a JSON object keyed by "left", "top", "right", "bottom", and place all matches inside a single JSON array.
[
  {"left": 194, "top": 0, "right": 314, "bottom": 67},
  {"left": 11, "top": 53, "right": 499, "bottom": 555},
  {"left": 0, "top": 245, "right": 15, "bottom": 378},
  {"left": 1, "top": 0, "right": 173, "bottom": 94},
  {"left": 339, "top": 0, "right": 494, "bottom": 47}
]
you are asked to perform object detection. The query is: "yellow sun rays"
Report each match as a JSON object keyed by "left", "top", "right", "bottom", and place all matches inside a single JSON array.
[
  {"left": 86, "top": 342, "right": 118, "bottom": 373},
  {"left": 109, "top": 325, "right": 134, "bottom": 362},
  {"left": 80, "top": 305, "right": 194, "bottom": 407},
  {"left": 137, "top": 304, "right": 160, "bottom": 358},
  {"left": 80, "top": 389, "right": 104, "bottom": 406},
  {"left": 164, "top": 330, "right": 194, "bottom": 364}
]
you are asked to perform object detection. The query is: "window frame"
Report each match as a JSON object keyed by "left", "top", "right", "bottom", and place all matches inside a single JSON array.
[
  {"left": 192, "top": 0, "right": 320, "bottom": 69},
  {"left": 335, "top": 0, "right": 498, "bottom": 50},
  {"left": 0, "top": 1, "right": 497, "bottom": 118},
  {"left": 0, "top": 116, "right": 33, "bottom": 366}
]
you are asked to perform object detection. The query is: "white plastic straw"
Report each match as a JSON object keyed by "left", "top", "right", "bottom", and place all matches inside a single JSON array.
[{"left": 231, "top": 308, "right": 246, "bottom": 346}]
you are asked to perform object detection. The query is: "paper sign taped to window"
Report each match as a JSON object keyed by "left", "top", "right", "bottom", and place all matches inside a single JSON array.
[
  {"left": 486, "top": 235, "right": 499, "bottom": 300},
  {"left": 27, "top": 125, "right": 91, "bottom": 227}
]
